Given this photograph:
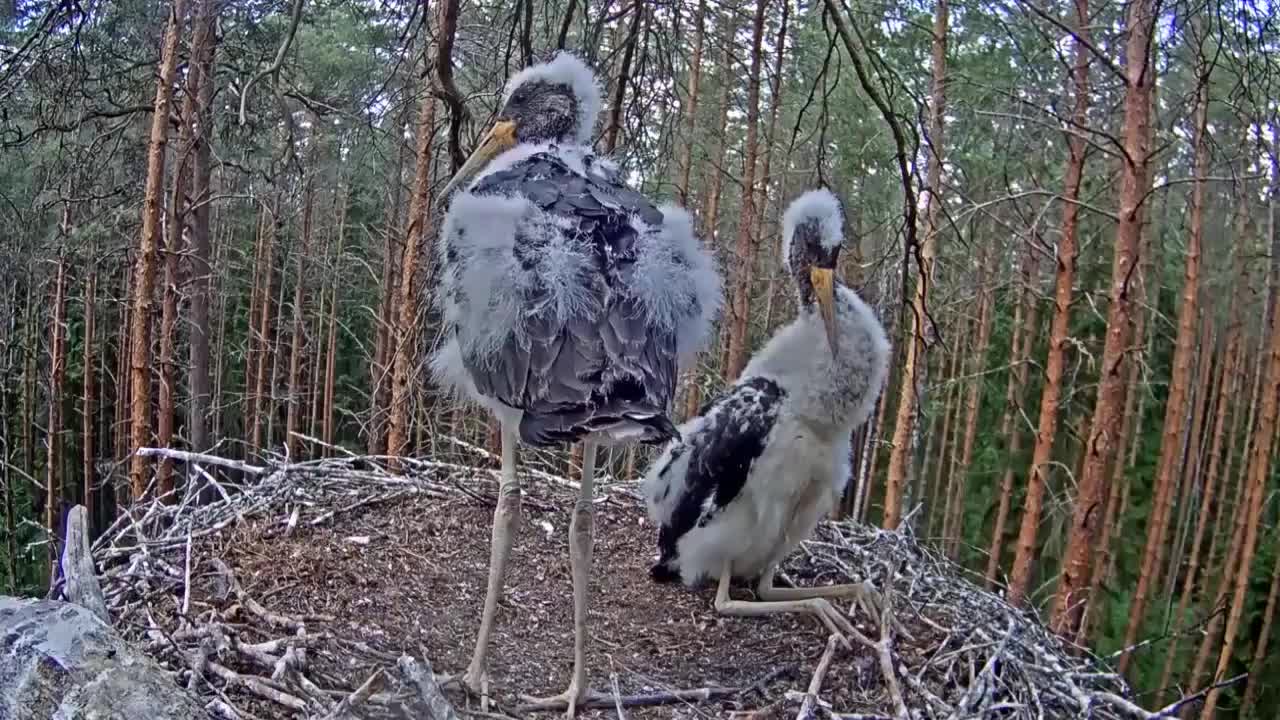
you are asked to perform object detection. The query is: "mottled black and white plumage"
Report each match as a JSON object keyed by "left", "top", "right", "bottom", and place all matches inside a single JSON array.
[
  {"left": 643, "top": 188, "right": 890, "bottom": 588},
  {"left": 432, "top": 55, "right": 721, "bottom": 447}
]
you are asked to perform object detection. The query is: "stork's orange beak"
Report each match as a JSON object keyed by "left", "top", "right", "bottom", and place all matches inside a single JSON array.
[
  {"left": 436, "top": 119, "right": 519, "bottom": 212},
  {"left": 810, "top": 267, "right": 838, "bottom": 357}
]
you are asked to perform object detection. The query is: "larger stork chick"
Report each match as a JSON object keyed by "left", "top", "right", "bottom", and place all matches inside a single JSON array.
[
  {"left": 642, "top": 188, "right": 890, "bottom": 638},
  {"left": 430, "top": 52, "right": 721, "bottom": 716}
]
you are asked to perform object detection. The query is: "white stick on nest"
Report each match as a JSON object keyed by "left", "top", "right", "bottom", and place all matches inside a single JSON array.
[
  {"left": 60, "top": 504, "right": 109, "bottom": 623},
  {"left": 397, "top": 655, "right": 460, "bottom": 720}
]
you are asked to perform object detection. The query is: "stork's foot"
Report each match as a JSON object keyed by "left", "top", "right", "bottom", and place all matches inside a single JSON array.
[
  {"left": 519, "top": 683, "right": 608, "bottom": 717},
  {"left": 844, "top": 579, "right": 884, "bottom": 620},
  {"left": 462, "top": 663, "right": 489, "bottom": 697},
  {"left": 432, "top": 663, "right": 492, "bottom": 707},
  {"left": 807, "top": 597, "right": 861, "bottom": 648}
]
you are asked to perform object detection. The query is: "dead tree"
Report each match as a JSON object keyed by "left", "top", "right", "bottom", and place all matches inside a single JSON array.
[
  {"left": 128, "top": 0, "right": 186, "bottom": 501},
  {"left": 882, "top": 0, "right": 948, "bottom": 529}
]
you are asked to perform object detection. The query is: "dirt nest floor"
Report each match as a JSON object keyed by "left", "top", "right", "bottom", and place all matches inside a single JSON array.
[{"left": 84, "top": 447, "right": 1171, "bottom": 719}]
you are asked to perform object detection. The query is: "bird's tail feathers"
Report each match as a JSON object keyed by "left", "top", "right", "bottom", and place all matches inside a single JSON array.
[{"left": 518, "top": 403, "right": 679, "bottom": 447}]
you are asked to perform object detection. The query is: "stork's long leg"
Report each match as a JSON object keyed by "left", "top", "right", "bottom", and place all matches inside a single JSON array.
[
  {"left": 755, "top": 565, "right": 883, "bottom": 619},
  {"left": 462, "top": 422, "right": 521, "bottom": 696},
  {"left": 521, "top": 439, "right": 602, "bottom": 717},
  {"left": 712, "top": 562, "right": 860, "bottom": 643}
]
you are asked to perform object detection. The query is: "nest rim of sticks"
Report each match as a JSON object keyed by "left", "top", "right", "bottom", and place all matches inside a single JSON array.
[{"left": 63, "top": 441, "right": 1232, "bottom": 720}]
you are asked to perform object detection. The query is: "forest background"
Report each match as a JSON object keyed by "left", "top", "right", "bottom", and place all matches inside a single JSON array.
[{"left": 1, "top": 0, "right": 1278, "bottom": 716}]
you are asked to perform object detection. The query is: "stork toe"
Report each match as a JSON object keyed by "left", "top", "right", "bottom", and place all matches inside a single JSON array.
[{"left": 519, "top": 685, "right": 607, "bottom": 717}]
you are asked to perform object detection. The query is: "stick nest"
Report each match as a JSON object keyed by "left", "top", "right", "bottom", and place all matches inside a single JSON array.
[{"left": 79, "top": 447, "right": 1172, "bottom": 720}]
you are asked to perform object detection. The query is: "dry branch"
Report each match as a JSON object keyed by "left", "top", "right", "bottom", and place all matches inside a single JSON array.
[{"left": 59, "top": 504, "right": 109, "bottom": 622}]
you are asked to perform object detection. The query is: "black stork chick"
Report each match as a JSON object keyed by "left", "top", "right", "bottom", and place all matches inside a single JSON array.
[
  {"left": 641, "top": 188, "right": 890, "bottom": 641},
  {"left": 430, "top": 51, "right": 722, "bottom": 715}
]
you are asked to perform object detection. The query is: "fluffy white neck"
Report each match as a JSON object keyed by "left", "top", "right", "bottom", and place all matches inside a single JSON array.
[{"left": 739, "top": 286, "right": 890, "bottom": 433}]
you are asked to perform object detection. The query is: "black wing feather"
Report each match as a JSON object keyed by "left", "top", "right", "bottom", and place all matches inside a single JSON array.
[{"left": 652, "top": 376, "right": 787, "bottom": 579}]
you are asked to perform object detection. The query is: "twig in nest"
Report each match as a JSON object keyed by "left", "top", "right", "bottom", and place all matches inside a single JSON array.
[
  {"left": 1096, "top": 673, "right": 1247, "bottom": 719},
  {"left": 397, "top": 654, "right": 460, "bottom": 720},
  {"left": 322, "top": 668, "right": 384, "bottom": 719},
  {"left": 514, "top": 686, "right": 744, "bottom": 713},
  {"left": 209, "top": 558, "right": 304, "bottom": 631},
  {"left": 610, "top": 672, "right": 627, "bottom": 719},
  {"left": 796, "top": 634, "right": 841, "bottom": 720},
  {"left": 205, "top": 659, "right": 309, "bottom": 711}
]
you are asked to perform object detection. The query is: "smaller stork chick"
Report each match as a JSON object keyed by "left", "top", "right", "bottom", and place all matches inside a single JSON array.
[{"left": 642, "top": 188, "right": 890, "bottom": 640}]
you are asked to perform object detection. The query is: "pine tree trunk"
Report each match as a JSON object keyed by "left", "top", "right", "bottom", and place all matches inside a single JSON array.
[
  {"left": 1162, "top": 314, "right": 1216, "bottom": 600},
  {"left": 323, "top": 189, "right": 347, "bottom": 453},
  {"left": 946, "top": 251, "right": 995, "bottom": 558},
  {"left": 555, "top": 0, "right": 577, "bottom": 49},
  {"left": 114, "top": 266, "right": 131, "bottom": 466},
  {"left": 852, "top": 393, "right": 881, "bottom": 521},
  {"left": 927, "top": 324, "right": 965, "bottom": 538},
  {"left": 251, "top": 201, "right": 279, "bottom": 454},
  {"left": 46, "top": 251, "right": 68, "bottom": 583},
  {"left": 1049, "top": 0, "right": 1156, "bottom": 636},
  {"left": 985, "top": 241, "right": 1039, "bottom": 586},
  {"left": 1009, "top": 0, "right": 1090, "bottom": 602},
  {"left": 211, "top": 224, "right": 229, "bottom": 443},
  {"left": 285, "top": 186, "right": 314, "bottom": 460},
  {"left": 722, "top": 0, "right": 770, "bottom": 382},
  {"left": 1239, "top": 547, "right": 1280, "bottom": 716},
  {"left": 883, "top": 0, "right": 947, "bottom": 529},
  {"left": 1118, "top": 38, "right": 1209, "bottom": 669},
  {"left": 671, "top": 0, "right": 708, "bottom": 416},
  {"left": 1083, "top": 265, "right": 1147, "bottom": 643},
  {"left": 747, "top": 0, "right": 790, "bottom": 403},
  {"left": 682, "top": 12, "right": 736, "bottom": 420},
  {"left": 675, "top": 0, "right": 706, "bottom": 206},
  {"left": 2, "top": 309, "right": 17, "bottom": 587},
  {"left": 20, "top": 285, "right": 36, "bottom": 489},
  {"left": 600, "top": 4, "right": 642, "bottom": 155},
  {"left": 243, "top": 206, "right": 265, "bottom": 443},
  {"left": 81, "top": 248, "right": 97, "bottom": 536},
  {"left": 1158, "top": 311, "right": 1234, "bottom": 699},
  {"left": 265, "top": 245, "right": 288, "bottom": 450},
  {"left": 369, "top": 69, "right": 413, "bottom": 455},
  {"left": 186, "top": 0, "right": 217, "bottom": 456},
  {"left": 1202, "top": 155, "right": 1255, "bottom": 587},
  {"left": 157, "top": 106, "right": 192, "bottom": 499},
  {"left": 129, "top": 0, "right": 186, "bottom": 501},
  {"left": 1185, "top": 331, "right": 1263, "bottom": 706},
  {"left": 1197, "top": 189, "right": 1279, "bottom": 720},
  {"left": 385, "top": 73, "right": 439, "bottom": 463}
]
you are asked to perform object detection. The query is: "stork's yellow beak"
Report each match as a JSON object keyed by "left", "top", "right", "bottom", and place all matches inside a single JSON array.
[
  {"left": 810, "top": 267, "right": 838, "bottom": 357},
  {"left": 436, "top": 119, "right": 519, "bottom": 212}
]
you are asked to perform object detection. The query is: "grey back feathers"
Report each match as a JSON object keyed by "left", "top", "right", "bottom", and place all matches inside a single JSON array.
[{"left": 430, "top": 81, "right": 721, "bottom": 446}]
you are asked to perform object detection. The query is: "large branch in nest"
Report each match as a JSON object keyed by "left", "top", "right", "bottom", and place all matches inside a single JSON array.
[
  {"left": 397, "top": 656, "right": 459, "bottom": 720},
  {"left": 60, "top": 504, "right": 109, "bottom": 623}
]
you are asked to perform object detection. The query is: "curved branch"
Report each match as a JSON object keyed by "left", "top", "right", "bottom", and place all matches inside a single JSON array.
[
  {"left": 238, "top": 0, "right": 306, "bottom": 126},
  {"left": 821, "top": 0, "right": 920, "bottom": 305},
  {"left": 434, "top": 0, "right": 469, "bottom": 172}
]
